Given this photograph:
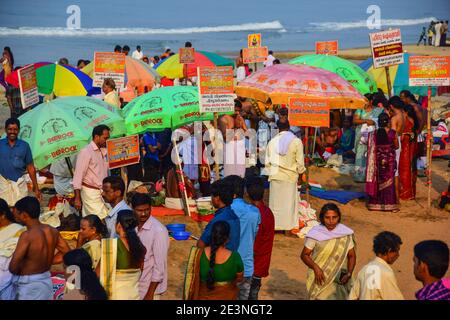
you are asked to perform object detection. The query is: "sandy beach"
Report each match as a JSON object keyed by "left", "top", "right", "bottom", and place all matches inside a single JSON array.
[{"left": 1, "top": 44, "right": 449, "bottom": 300}]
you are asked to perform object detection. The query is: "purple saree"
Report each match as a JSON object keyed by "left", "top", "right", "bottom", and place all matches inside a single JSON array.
[{"left": 365, "top": 129, "right": 398, "bottom": 211}]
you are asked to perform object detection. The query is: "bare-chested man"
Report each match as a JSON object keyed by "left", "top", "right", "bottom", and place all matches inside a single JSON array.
[
  {"left": 400, "top": 90, "right": 426, "bottom": 131},
  {"left": 9, "top": 196, "right": 70, "bottom": 300},
  {"left": 388, "top": 96, "right": 406, "bottom": 203},
  {"left": 218, "top": 99, "right": 248, "bottom": 177}
]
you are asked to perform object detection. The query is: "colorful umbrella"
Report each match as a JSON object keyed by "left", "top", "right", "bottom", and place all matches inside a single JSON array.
[
  {"left": 155, "top": 51, "right": 234, "bottom": 79},
  {"left": 82, "top": 56, "right": 158, "bottom": 101},
  {"left": 122, "top": 86, "right": 214, "bottom": 134},
  {"left": 358, "top": 53, "right": 437, "bottom": 96},
  {"left": 6, "top": 62, "right": 99, "bottom": 96},
  {"left": 235, "top": 64, "right": 367, "bottom": 109},
  {"left": 18, "top": 96, "right": 125, "bottom": 169},
  {"left": 288, "top": 54, "right": 377, "bottom": 95}
]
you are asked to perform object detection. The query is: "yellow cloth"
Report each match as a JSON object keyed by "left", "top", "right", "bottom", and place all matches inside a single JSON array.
[
  {"left": 82, "top": 239, "right": 101, "bottom": 270},
  {"left": 305, "top": 235, "right": 354, "bottom": 300},
  {"left": 103, "top": 91, "right": 121, "bottom": 108},
  {"left": 60, "top": 231, "right": 79, "bottom": 241},
  {"left": 348, "top": 257, "right": 404, "bottom": 300},
  {"left": 0, "top": 223, "right": 25, "bottom": 258},
  {"left": 266, "top": 132, "right": 306, "bottom": 183}
]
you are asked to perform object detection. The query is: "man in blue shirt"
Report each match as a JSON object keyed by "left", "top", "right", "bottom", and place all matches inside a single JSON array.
[
  {"left": 142, "top": 132, "right": 161, "bottom": 183},
  {"left": 225, "top": 175, "right": 261, "bottom": 300},
  {"left": 197, "top": 179, "right": 240, "bottom": 251},
  {"left": 0, "top": 118, "right": 41, "bottom": 206}
]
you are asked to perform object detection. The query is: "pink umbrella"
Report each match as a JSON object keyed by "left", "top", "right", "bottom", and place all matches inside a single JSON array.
[{"left": 235, "top": 64, "right": 367, "bottom": 109}]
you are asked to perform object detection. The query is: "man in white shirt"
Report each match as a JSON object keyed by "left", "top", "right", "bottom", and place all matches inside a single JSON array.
[
  {"left": 102, "top": 176, "right": 131, "bottom": 238},
  {"left": 349, "top": 231, "right": 404, "bottom": 300},
  {"left": 132, "top": 45, "right": 144, "bottom": 60},
  {"left": 264, "top": 51, "right": 276, "bottom": 67}
]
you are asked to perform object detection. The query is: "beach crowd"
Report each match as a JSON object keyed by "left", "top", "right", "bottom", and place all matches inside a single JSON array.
[{"left": 0, "top": 40, "right": 449, "bottom": 300}]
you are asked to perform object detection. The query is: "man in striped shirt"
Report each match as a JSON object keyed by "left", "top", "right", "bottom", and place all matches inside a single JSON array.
[{"left": 414, "top": 240, "right": 450, "bottom": 300}]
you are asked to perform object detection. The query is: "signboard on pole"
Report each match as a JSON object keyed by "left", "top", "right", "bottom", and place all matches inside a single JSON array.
[
  {"left": 409, "top": 56, "right": 450, "bottom": 86},
  {"left": 93, "top": 52, "right": 126, "bottom": 88},
  {"left": 242, "top": 47, "right": 268, "bottom": 64},
  {"left": 288, "top": 97, "right": 330, "bottom": 128},
  {"left": 248, "top": 33, "right": 262, "bottom": 48},
  {"left": 18, "top": 64, "right": 39, "bottom": 109},
  {"left": 315, "top": 40, "right": 339, "bottom": 55},
  {"left": 198, "top": 66, "right": 235, "bottom": 113},
  {"left": 179, "top": 48, "right": 196, "bottom": 64},
  {"left": 369, "top": 28, "right": 404, "bottom": 69},
  {"left": 106, "top": 135, "right": 140, "bottom": 169}
]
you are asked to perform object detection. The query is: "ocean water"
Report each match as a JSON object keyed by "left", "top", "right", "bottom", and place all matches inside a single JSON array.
[{"left": 0, "top": 0, "right": 449, "bottom": 66}]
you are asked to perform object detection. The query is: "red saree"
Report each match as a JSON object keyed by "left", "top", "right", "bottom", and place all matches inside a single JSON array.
[{"left": 399, "top": 119, "right": 417, "bottom": 200}]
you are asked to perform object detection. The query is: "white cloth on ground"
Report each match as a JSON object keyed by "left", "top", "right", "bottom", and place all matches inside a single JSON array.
[{"left": 0, "top": 175, "right": 28, "bottom": 207}]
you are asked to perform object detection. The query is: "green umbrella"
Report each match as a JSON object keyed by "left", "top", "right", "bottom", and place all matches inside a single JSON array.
[
  {"left": 288, "top": 54, "right": 377, "bottom": 95},
  {"left": 18, "top": 96, "right": 125, "bottom": 169},
  {"left": 122, "top": 86, "right": 214, "bottom": 134}
]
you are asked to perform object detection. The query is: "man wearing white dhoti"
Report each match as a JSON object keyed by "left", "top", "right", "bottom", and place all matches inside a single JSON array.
[
  {"left": 73, "top": 125, "right": 111, "bottom": 219},
  {"left": 266, "top": 119, "right": 306, "bottom": 234},
  {"left": 0, "top": 118, "right": 41, "bottom": 206}
]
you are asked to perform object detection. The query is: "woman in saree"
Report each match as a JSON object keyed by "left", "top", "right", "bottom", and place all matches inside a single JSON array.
[
  {"left": 300, "top": 203, "right": 356, "bottom": 300},
  {"left": 366, "top": 113, "right": 400, "bottom": 211},
  {"left": 353, "top": 93, "right": 384, "bottom": 182},
  {"left": 99, "top": 210, "right": 146, "bottom": 300},
  {"left": 76, "top": 215, "right": 108, "bottom": 271},
  {"left": 0, "top": 198, "right": 25, "bottom": 299},
  {"left": 184, "top": 221, "right": 244, "bottom": 300},
  {"left": 399, "top": 105, "right": 419, "bottom": 200}
]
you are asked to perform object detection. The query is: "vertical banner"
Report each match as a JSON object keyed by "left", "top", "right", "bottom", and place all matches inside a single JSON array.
[
  {"left": 288, "top": 97, "right": 330, "bottom": 128},
  {"left": 106, "top": 135, "right": 140, "bottom": 169},
  {"left": 18, "top": 64, "right": 39, "bottom": 109},
  {"left": 369, "top": 28, "right": 404, "bottom": 69},
  {"left": 93, "top": 52, "right": 126, "bottom": 87},
  {"left": 315, "top": 40, "right": 339, "bottom": 55},
  {"left": 248, "top": 33, "right": 262, "bottom": 48},
  {"left": 198, "top": 66, "right": 235, "bottom": 113},
  {"left": 179, "top": 48, "right": 196, "bottom": 64},
  {"left": 409, "top": 56, "right": 450, "bottom": 86},
  {"left": 242, "top": 47, "right": 269, "bottom": 64}
]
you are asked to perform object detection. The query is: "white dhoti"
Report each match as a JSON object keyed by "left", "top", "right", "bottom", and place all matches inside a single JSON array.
[
  {"left": 395, "top": 135, "right": 401, "bottom": 177},
  {"left": 12, "top": 271, "right": 53, "bottom": 300},
  {"left": 224, "top": 139, "right": 246, "bottom": 178},
  {"left": 80, "top": 186, "right": 110, "bottom": 219},
  {"left": 0, "top": 175, "right": 28, "bottom": 207},
  {"left": 269, "top": 180, "right": 299, "bottom": 230}
]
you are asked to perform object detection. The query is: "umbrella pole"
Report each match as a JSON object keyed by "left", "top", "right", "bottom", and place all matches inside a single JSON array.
[
  {"left": 213, "top": 112, "right": 221, "bottom": 181},
  {"left": 305, "top": 127, "right": 310, "bottom": 202},
  {"left": 312, "top": 127, "right": 318, "bottom": 157},
  {"left": 384, "top": 66, "right": 393, "bottom": 98},
  {"left": 426, "top": 86, "right": 432, "bottom": 213},
  {"left": 65, "top": 157, "right": 74, "bottom": 178},
  {"left": 172, "top": 138, "right": 191, "bottom": 217}
]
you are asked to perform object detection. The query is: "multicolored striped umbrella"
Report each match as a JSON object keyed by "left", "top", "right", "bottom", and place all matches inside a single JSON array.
[
  {"left": 6, "top": 62, "right": 99, "bottom": 96},
  {"left": 288, "top": 54, "right": 377, "bottom": 95},
  {"left": 155, "top": 51, "right": 234, "bottom": 79},
  {"left": 358, "top": 53, "right": 437, "bottom": 96},
  {"left": 235, "top": 64, "right": 367, "bottom": 109}
]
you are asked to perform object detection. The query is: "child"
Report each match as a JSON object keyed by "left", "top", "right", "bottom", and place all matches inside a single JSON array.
[{"left": 246, "top": 177, "right": 275, "bottom": 300}]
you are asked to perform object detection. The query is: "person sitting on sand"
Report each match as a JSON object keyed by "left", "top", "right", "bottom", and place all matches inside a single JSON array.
[
  {"left": 9, "top": 196, "right": 70, "bottom": 300},
  {"left": 414, "top": 240, "right": 450, "bottom": 300}
]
